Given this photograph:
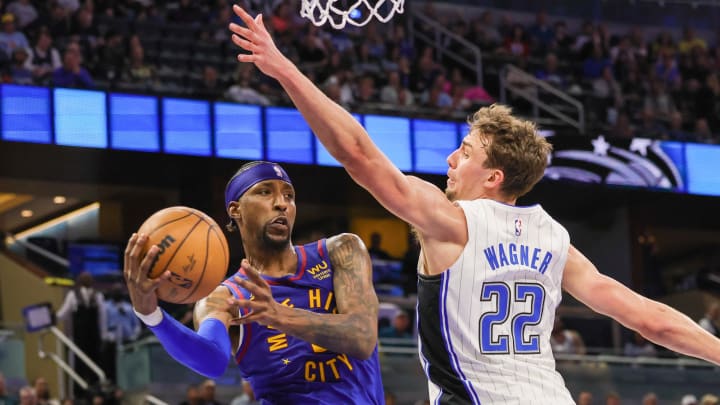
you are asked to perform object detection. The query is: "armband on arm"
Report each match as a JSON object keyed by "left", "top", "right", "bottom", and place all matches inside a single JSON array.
[{"left": 136, "top": 308, "right": 231, "bottom": 378}]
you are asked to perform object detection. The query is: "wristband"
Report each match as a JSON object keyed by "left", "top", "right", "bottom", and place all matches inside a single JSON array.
[{"left": 133, "top": 307, "right": 163, "bottom": 327}]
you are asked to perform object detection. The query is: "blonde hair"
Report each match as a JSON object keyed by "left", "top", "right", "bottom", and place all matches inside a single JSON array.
[{"left": 467, "top": 104, "right": 551, "bottom": 198}]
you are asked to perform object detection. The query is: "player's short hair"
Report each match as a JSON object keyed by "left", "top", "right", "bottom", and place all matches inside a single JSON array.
[{"left": 467, "top": 104, "right": 552, "bottom": 198}]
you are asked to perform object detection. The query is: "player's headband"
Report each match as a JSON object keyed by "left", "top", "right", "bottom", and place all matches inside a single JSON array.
[{"left": 224, "top": 162, "right": 293, "bottom": 207}]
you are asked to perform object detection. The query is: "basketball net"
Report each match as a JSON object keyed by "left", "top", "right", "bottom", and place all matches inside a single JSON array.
[{"left": 300, "top": 0, "right": 405, "bottom": 29}]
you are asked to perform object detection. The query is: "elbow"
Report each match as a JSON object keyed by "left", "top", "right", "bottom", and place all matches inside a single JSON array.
[
  {"left": 197, "top": 357, "right": 229, "bottom": 379},
  {"left": 352, "top": 341, "right": 376, "bottom": 360},
  {"left": 635, "top": 307, "right": 674, "bottom": 343}
]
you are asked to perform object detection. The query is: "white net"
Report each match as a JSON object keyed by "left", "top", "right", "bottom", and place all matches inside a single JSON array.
[{"left": 300, "top": 0, "right": 405, "bottom": 29}]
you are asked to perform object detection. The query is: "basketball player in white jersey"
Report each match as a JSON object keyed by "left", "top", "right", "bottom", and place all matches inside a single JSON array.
[{"left": 228, "top": 6, "right": 720, "bottom": 403}]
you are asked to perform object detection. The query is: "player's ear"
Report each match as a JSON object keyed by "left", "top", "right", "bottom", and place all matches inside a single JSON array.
[
  {"left": 487, "top": 169, "right": 504, "bottom": 189},
  {"left": 227, "top": 201, "right": 242, "bottom": 223}
]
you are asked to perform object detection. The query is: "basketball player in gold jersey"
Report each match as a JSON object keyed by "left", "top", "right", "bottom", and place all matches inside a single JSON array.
[{"left": 229, "top": 5, "right": 720, "bottom": 404}]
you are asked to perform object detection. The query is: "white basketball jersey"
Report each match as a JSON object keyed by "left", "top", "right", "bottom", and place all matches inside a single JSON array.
[{"left": 417, "top": 199, "right": 574, "bottom": 404}]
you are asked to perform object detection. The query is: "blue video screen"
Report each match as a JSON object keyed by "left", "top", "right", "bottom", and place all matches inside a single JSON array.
[
  {"left": 162, "top": 98, "right": 211, "bottom": 156},
  {"left": 54, "top": 88, "right": 107, "bottom": 148},
  {"left": 685, "top": 143, "right": 720, "bottom": 196},
  {"left": 266, "top": 107, "right": 312, "bottom": 164},
  {"left": 315, "top": 113, "right": 363, "bottom": 167},
  {"left": 67, "top": 243, "right": 122, "bottom": 278},
  {"left": 214, "top": 102, "right": 263, "bottom": 159},
  {"left": 413, "top": 119, "right": 458, "bottom": 174},
  {"left": 109, "top": 93, "right": 159, "bottom": 152},
  {"left": 1, "top": 85, "right": 51, "bottom": 143},
  {"left": 364, "top": 115, "right": 411, "bottom": 171}
]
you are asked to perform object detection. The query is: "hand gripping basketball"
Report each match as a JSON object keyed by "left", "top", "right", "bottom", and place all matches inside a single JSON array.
[{"left": 124, "top": 233, "right": 169, "bottom": 315}]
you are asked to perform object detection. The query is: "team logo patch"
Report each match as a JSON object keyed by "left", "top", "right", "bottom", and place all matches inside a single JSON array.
[
  {"left": 273, "top": 165, "right": 283, "bottom": 177},
  {"left": 514, "top": 218, "right": 522, "bottom": 236}
]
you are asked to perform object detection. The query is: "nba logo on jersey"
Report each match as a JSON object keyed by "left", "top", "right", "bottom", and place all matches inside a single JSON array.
[
  {"left": 273, "top": 165, "right": 283, "bottom": 177},
  {"left": 514, "top": 218, "right": 522, "bottom": 236}
]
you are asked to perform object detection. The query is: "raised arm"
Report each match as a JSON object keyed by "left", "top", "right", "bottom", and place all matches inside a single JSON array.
[
  {"left": 227, "top": 6, "right": 463, "bottom": 242},
  {"left": 562, "top": 244, "right": 720, "bottom": 365},
  {"left": 231, "top": 234, "right": 378, "bottom": 359}
]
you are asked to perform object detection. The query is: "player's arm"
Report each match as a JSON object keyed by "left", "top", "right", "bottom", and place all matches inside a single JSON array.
[
  {"left": 230, "top": 234, "right": 378, "bottom": 359},
  {"left": 562, "top": 244, "right": 720, "bottom": 365},
  {"left": 124, "top": 233, "right": 233, "bottom": 378},
  {"left": 228, "top": 6, "right": 465, "bottom": 243}
]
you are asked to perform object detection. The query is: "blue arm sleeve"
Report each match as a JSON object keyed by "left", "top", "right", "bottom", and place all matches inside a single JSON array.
[{"left": 149, "top": 309, "right": 231, "bottom": 378}]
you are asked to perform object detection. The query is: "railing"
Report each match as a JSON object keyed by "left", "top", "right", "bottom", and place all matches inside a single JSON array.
[
  {"left": 37, "top": 326, "right": 107, "bottom": 391},
  {"left": 4, "top": 232, "right": 70, "bottom": 268},
  {"left": 408, "top": 8, "right": 483, "bottom": 87},
  {"left": 499, "top": 64, "right": 586, "bottom": 134}
]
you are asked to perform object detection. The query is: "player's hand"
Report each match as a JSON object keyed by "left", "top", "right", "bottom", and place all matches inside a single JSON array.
[
  {"left": 228, "top": 259, "right": 286, "bottom": 327},
  {"left": 228, "top": 5, "right": 290, "bottom": 79},
  {"left": 123, "top": 233, "right": 170, "bottom": 315}
]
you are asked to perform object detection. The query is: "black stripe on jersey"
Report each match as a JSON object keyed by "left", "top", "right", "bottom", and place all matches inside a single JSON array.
[{"left": 418, "top": 273, "right": 474, "bottom": 405}]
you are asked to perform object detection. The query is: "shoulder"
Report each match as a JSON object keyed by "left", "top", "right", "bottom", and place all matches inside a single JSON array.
[{"left": 326, "top": 233, "right": 367, "bottom": 253}]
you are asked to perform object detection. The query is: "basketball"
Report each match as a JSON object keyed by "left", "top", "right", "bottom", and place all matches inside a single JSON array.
[{"left": 137, "top": 206, "right": 229, "bottom": 304}]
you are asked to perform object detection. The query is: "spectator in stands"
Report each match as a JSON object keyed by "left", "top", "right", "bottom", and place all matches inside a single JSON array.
[
  {"left": 636, "top": 106, "right": 666, "bottom": 138},
  {"left": 179, "top": 385, "right": 200, "bottom": 405},
  {"left": 0, "top": 373, "right": 18, "bottom": 405},
  {"left": 665, "top": 110, "right": 693, "bottom": 141},
  {"left": 355, "top": 74, "right": 379, "bottom": 105},
  {"left": 72, "top": 6, "right": 100, "bottom": 64},
  {"left": 655, "top": 49, "right": 681, "bottom": 88},
  {"left": 52, "top": 42, "right": 94, "bottom": 88},
  {"left": 199, "top": 380, "right": 222, "bottom": 405},
  {"left": 411, "top": 46, "right": 441, "bottom": 94},
  {"left": 379, "top": 310, "right": 412, "bottom": 339},
  {"left": 9, "top": 47, "right": 32, "bottom": 84},
  {"left": 6, "top": 0, "right": 38, "bottom": 29},
  {"left": 380, "top": 69, "right": 414, "bottom": 107},
  {"left": 56, "top": 271, "right": 107, "bottom": 397},
  {"left": 591, "top": 65, "right": 623, "bottom": 123},
  {"left": 0, "top": 13, "right": 29, "bottom": 58},
  {"left": 384, "top": 392, "right": 397, "bottom": 405},
  {"left": 33, "top": 377, "right": 59, "bottom": 405},
  {"left": 368, "top": 232, "right": 392, "bottom": 260},
  {"left": 700, "top": 394, "right": 720, "bottom": 405},
  {"left": 401, "top": 232, "right": 420, "bottom": 297},
  {"left": 229, "top": 381, "right": 258, "bottom": 405},
  {"left": 679, "top": 27, "right": 707, "bottom": 55},
  {"left": 642, "top": 392, "right": 658, "bottom": 405},
  {"left": 624, "top": 331, "right": 657, "bottom": 357},
  {"left": 682, "top": 394, "right": 699, "bottom": 405},
  {"left": 550, "top": 317, "right": 586, "bottom": 355},
  {"left": 122, "top": 42, "right": 153, "bottom": 88},
  {"left": 644, "top": 79, "right": 675, "bottom": 119},
  {"left": 24, "top": 27, "right": 62, "bottom": 85},
  {"left": 94, "top": 30, "right": 125, "bottom": 82},
  {"left": 503, "top": 24, "right": 529, "bottom": 58},
  {"left": 605, "top": 392, "right": 620, "bottom": 405},
  {"left": 527, "top": 10, "right": 554, "bottom": 53},
  {"left": 694, "top": 118, "right": 716, "bottom": 144},
  {"left": 226, "top": 64, "right": 271, "bottom": 105},
  {"left": 17, "top": 387, "right": 35, "bottom": 405},
  {"left": 577, "top": 391, "right": 593, "bottom": 405},
  {"left": 103, "top": 284, "right": 140, "bottom": 382},
  {"left": 47, "top": 4, "right": 72, "bottom": 39},
  {"left": 196, "top": 66, "right": 225, "bottom": 100},
  {"left": 583, "top": 43, "right": 611, "bottom": 80},
  {"left": 421, "top": 73, "right": 453, "bottom": 112},
  {"left": 535, "top": 52, "right": 566, "bottom": 89},
  {"left": 698, "top": 302, "right": 720, "bottom": 337}
]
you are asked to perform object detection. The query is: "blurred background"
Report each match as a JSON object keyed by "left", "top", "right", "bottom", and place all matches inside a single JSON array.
[{"left": 1, "top": 0, "right": 720, "bottom": 404}]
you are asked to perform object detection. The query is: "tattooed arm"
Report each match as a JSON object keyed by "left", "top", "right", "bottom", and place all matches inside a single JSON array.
[{"left": 232, "top": 233, "right": 379, "bottom": 359}]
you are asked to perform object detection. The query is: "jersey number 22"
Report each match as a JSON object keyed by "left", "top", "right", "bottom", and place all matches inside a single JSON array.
[{"left": 479, "top": 282, "right": 545, "bottom": 354}]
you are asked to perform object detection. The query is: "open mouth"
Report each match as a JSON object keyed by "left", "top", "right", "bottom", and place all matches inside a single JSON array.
[{"left": 271, "top": 217, "right": 288, "bottom": 226}]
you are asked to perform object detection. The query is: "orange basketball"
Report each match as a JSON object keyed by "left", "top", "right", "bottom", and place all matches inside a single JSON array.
[{"left": 137, "top": 206, "right": 229, "bottom": 304}]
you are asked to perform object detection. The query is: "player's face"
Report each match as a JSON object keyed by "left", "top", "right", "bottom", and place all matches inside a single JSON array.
[
  {"left": 445, "top": 133, "right": 495, "bottom": 201},
  {"left": 240, "top": 180, "right": 296, "bottom": 249}
]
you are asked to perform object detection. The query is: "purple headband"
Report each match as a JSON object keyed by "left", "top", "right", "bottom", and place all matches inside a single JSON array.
[{"left": 224, "top": 162, "right": 293, "bottom": 207}]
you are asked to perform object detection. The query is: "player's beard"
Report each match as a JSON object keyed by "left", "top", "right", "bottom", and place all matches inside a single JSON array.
[{"left": 261, "top": 223, "right": 291, "bottom": 252}]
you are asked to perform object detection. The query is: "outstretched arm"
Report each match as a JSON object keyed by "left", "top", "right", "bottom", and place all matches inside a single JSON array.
[
  {"left": 228, "top": 6, "right": 464, "bottom": 243},
  {"left": 230, "top": 234, "right": 378, "bottom": 359},
  {"left": 124, "top": 233, "right": 233, "bottom": 378},
  {"left": 562, "top": 244, "right": 720, "bottom": 365}
]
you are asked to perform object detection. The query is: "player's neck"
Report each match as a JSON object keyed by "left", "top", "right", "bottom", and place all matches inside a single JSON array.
[{"left": 244, "top": 244, "right": 297, "bottom": 277}]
